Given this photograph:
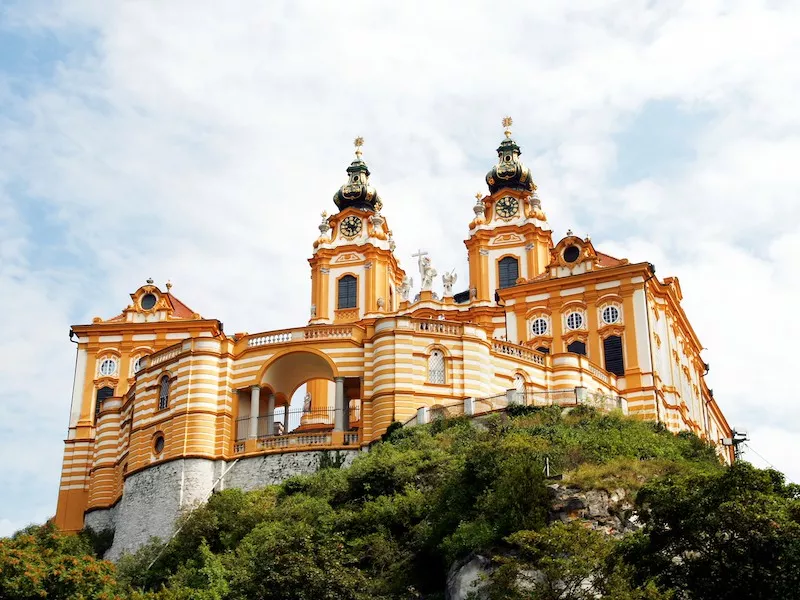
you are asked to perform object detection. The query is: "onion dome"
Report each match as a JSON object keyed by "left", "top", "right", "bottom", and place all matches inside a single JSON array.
[
  {"left": 485, "top": 117, "right": 535, "bottom": 194},
  {"left": 333, "top": 137, "right": 382, "bottom": 212}
]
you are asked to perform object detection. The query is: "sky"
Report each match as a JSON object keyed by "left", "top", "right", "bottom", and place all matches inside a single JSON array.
[{"left": 1, "top": 0, "right": 798, "bottom": 537}]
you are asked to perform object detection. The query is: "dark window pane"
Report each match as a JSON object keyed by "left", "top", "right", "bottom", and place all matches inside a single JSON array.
[
  {"left": 564, "top": 245, "right": 580, "bottom": 262},
  {"left": 567, "top": 340, "right": 586, "bottom": 356},
  {"left": 337, "top": 275, "right": 357, "bottom": 309},
  {"left": 95, "top": 386, "right": 114, "bottom": 415},
  {"left": 498, "top": 257, "right": 519, "bottom": 289},
  {"left": 603, "top": 335, "right": 625, "bottom": 376},
  {"left": 536, "top": 346, "right": 550, "bottom": 355}
]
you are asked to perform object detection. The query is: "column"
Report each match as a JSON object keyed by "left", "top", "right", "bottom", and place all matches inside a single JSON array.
[
  {"left": 249, "top": 386, "right": 260, "bottom": 439},
  {"left": 334, "top": 377, "right": 345, "bottom": 432},
  {"left": 266, "top": 393, "right": 275, "bottom": 437},
  {"left": 283, "top": 402, "right": 290, "bottom": 434}
]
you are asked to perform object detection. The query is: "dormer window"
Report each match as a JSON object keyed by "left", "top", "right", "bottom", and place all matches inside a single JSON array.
[
  {"left": 141, "top": 293, "right": 157, "bottom": 310},
  {"left": 563, "top": 245, "right": 580, "bottom": 263}
]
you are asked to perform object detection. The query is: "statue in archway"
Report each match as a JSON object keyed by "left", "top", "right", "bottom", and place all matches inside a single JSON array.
[{"left": 303, "top": 391, "right": 312, "bottom": 413}]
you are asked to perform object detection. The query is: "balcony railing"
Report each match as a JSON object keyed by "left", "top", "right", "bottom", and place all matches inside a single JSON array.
[
  {"left": 235, "top": 405, "right": 362, "bottom": 443},
  {"left": 405, "top": 386, "right": 627, "bottom": 427},
  {"left": 247, "top": 325, "right": 364, "bottom": 348},
  {"left": 491, "top": 340, "right": 547, "bottom": 366},
  {"left": 413, "top": 319, "right": 463, "bottom": 336}
]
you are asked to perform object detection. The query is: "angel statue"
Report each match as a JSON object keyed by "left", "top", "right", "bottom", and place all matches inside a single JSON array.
[
  {"left": 419, "top": 256, "right": 437, "bottom": 291},
  {"left": 442, "top": 270, "right": 458, "bottom": 297},
  {"left": 398, "top": 275, "right": 413, "bottom": 301}
]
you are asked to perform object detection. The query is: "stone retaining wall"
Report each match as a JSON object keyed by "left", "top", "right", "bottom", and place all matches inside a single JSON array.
[{"left": 87, "top": 449, "right": 361, "bottom": 560}]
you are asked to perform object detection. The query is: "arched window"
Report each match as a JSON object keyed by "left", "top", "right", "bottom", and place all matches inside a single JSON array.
[
  {"left": 567, "top": 340, "right": 587, "bottom": 356},
  {"left": 337, "top": 275, "right": 357, "bottom": 309},
  {"left": 498, "top": 257, "right": 519, "bottom": 289},
  {"left": 158, "top": 375, "right": 170, "bottom": 410},
  {"left": 428, "top": 349, "right": 445, "bottom": 384},
  {"left": 603, "top": 335, "right": 625, "bottom": 376},
  {"left": 95, "top": 386, "right": 114, "bottom": 416}
]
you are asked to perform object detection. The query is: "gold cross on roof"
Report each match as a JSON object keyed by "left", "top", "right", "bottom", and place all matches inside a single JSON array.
[{"left": 354, "top": 136, "right": 364, "bottom": 158}]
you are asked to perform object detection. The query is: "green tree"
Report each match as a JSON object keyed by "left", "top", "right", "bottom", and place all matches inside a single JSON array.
[
  {"left": 0, "top": 522, "right": 120, "bottom": 599},
  {"left": 625, "top": 462, "right": 800, "bottom": 600},
  {"left": 484, "top": 522, "right": 670, "bottom": 600}
]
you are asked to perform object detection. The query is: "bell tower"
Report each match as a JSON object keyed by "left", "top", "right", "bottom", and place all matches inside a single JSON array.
[
  {"left": 309, "top": 137, "right": 405, "bottom": 325},
  {"left": 465, "top": 117, "right": 553, "bottom": 303}
]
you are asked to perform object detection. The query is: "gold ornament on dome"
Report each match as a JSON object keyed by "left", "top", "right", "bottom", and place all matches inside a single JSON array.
[
  {"left": 354, "top": 136, "right": 364, "bottom": 158},
  {"left": 502, "top": 116, "right": 513, "bottom": 138}
]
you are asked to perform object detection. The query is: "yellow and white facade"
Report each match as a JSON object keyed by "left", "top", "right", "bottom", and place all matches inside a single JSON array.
[{"left": 54, "top": 124, "right": 732, "bottom": 544}]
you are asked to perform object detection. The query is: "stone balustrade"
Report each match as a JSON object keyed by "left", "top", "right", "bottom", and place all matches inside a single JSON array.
[
  {"left": 491, "top": 339, "right": 547, "bottom": 366},
  {"left": 246, "top": 325, "right": 363, "bottom": 348},
  {"left": 413, "top": 319, "right": 463, "bottom": 336}
]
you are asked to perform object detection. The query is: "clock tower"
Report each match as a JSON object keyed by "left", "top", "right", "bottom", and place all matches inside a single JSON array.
[
  {"left": 308, "top": 138, "right": 405, "bottom": 325},
  {"left": 465, "top": 118, "right": 553, "bottom": 305}
]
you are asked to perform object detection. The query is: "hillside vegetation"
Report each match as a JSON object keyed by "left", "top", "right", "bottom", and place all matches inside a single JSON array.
[{"left": 2, "top": 406, "right": 799, "bottom": 599}]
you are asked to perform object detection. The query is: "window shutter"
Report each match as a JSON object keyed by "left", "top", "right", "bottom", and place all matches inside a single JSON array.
[
  {"left": 498, "top": 257, "right": 519, "bottom": 289},
  {"left": 603, "top": 335, "right": 625, "bottom": 376},
  {"left": 337, "top": 276, "right": 357, "bottom": 309}
]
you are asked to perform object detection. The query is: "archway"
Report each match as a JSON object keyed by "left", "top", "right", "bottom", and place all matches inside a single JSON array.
[{"left": 239, "top": 350, "right": 360, "bottom": 441}]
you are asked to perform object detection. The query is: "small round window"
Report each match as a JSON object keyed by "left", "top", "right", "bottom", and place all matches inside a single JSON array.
[
  {"left": 566, "top": 312, "right": 584, "bottom": 331},
  {"left": 531, "top": 317, "right": 549, "bottom": 337},
  {"left": 602, "top": 305, "right": 620, "bottom": 325},
  {"left": 563, "top": 245, "right": 580, "bottom": 263},
  {"left": 141, "top": 293, "right": 157, "bottom": 310},
  {"left": 99, "top": 358, "right": 117, "bottom": 377},
  {"left": 154, "top": 434, "right": 165, "bottom": 455}
]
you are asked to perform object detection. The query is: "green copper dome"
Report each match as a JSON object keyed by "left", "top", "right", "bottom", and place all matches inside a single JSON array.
[
  {"left": 333, "top": 138, "right": 382, "bottom": 212},
  {"left": 485, "top": 119, "right": 535, "bottom": 195}
]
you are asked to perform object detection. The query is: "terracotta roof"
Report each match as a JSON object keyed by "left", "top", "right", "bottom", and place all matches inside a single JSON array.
[
  {"left": 166, "top": 293, "right": 198, "bottom": 318},
  {"left": 596, "top": 251, "right": 627, "bottom": 268},
  {"left": 100, "top": 293, "right": 199, "bottom": 323}
]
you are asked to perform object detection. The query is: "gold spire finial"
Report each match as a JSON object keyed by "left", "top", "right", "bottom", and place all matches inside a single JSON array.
[
  {"left": 354, "top": 136, "right": 364, "bottom": 158},
  {"left": 475, "top": 192, "right": 483, "bottom": 201},
  {"left": 502, "top": 116, "right": 513, "bottom": 138},
  {"left": 166, "top": 280, "right": 173, "bottom": 292}
]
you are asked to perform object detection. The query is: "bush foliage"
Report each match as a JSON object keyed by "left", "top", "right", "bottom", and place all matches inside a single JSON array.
[{"left": 3, "top": 408, "right": 797, "bottom": 599}]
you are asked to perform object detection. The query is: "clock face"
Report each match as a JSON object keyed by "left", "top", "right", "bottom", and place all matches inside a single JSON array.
[
  {"left": 340, "top": 215, "right": 363, "bottom": 238},
  {"left": 495, "top": 196, "right": 519, "bottom": 219}
]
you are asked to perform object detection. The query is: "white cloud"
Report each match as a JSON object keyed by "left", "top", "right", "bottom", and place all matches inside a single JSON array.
[{"left": 1, "top": 0, "right": 799, "bottom": 531}]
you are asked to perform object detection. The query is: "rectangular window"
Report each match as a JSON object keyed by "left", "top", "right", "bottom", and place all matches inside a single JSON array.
[
  {"left": 337, "top": 275, "right": 357, "bottom": 309},
  {"left": 603, "top": 335, "right": 625, "bottom": 376},
  {"left": 498, "top": 257, "right": 519, "bottom": 289}
]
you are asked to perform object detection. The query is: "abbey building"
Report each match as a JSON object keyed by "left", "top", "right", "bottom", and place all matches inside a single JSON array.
[{"left": 54, "top": 121, "right": 732, "bottom": 555}]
